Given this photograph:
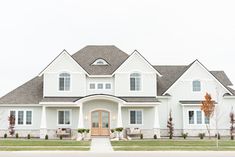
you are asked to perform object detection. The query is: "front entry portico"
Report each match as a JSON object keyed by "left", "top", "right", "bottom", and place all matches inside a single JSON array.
[{"left": 91, "top": 110, "right": 110, "bottom": 136}]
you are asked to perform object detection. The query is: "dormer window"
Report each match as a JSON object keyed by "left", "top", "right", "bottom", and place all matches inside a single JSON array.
[
  {"left": 59, "top": 73, "right": 70, "bottom": 91},
  {"left": 92, "top": 59, "right": 108, "bottom": 65}
]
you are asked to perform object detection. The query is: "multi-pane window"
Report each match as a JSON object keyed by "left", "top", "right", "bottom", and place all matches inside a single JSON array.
[
  {"left": 10, "top": 110, "right": 32, "bottom": 125},
  {"left": 130, "top": 73, "right": 141, "bottom": 91},
  {"left": 105, "top": 83, "right": 111, "bottom": 89},
  {"left": 58, "top": 110, "right": 70, "bottom": 125},
  {"left": 26, "top": 111, "right": 32, "bottom": 125},
  {"left": 59, "top": 73, "right": 70, "bottom": 91},
  {"left": 196, "top": 111, "right": 202, "bottom": 124},
  {"left": 205, "top": 116, "right": 210, "bottom": 124},
  {"left": 130, "top": 110, "right": 142, "bottom": 124},
  {"left": 188, "top": 111, "right": 194, "bottom": 124},
  {"left": 193, "top": 80, "right": 201, "bottom": 92},
  {"left": 18, "top": 111, "right": 24, "bottom": 125}
]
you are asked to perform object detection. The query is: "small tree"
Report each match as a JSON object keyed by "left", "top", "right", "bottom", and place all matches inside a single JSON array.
[
  {"left": 201, "top": 93, "right": 215, "bottom": 139},
  {"left": 230, "top": 108, "right": 235, "bottom": 140},
  {"left": 167, "top": 110, "right": 174, "bottom": 139},
  {"left": 8, "top": 114, "right": 15, "bottom": 136}
]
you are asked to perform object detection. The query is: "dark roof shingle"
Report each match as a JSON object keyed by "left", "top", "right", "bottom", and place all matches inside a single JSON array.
[
  {"left": 0, "top": 76, "right": 43, "bottom": 104},
  {"left": 72, "top": 45, "right": 129, "bottom": 75}
]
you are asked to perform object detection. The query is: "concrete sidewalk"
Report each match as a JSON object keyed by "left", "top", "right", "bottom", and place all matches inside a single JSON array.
[{"left": 90, "top": 137, "right": 113, "bottom": 152}]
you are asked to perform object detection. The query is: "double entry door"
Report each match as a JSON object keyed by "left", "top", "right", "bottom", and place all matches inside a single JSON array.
[{"left": 91, "top": 110, "right": 110, "bottom": 136}]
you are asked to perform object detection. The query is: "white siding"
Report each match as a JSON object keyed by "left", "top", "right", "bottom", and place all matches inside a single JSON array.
[
  {"left": 86, "top": 77, "right": 114, "bottom": 95},
  {"left": 0, "top": 106, "right": 41, "bottom": 130},
  {"left": 43, "top": 52, "right": 86, "bottom": 97},
  {"left": 114, "top": 52, "right": 157, "bottom": 96}
]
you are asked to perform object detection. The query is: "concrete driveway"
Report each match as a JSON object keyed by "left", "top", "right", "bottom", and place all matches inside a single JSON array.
[{"left": 0, "top": 151, "right": 234, "bottom": 157}]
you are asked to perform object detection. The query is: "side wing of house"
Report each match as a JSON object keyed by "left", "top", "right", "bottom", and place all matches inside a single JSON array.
[{"left": 157, "top": 60, "right": 235, "bottom": 136}]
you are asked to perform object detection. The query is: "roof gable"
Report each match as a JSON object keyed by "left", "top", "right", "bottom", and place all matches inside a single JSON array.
[
  {"left": 39, "top": 50, "right": 87, "bottom": 76},
  {"left": 114, "top": 50, "right": 162, "bottom": 75},
  {"left": 161, "top": 60, "right": 233, "bottom": 95}
]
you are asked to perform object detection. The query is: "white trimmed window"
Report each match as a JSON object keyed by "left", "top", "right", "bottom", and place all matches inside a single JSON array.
[
  {"left": 196, "top": 111, "right": 202, "bottom": 124},
  {"left": 10, "top": 110, "right": 32, "bottom": 125},
  {"left": 130, "top": 73, "right": 141, "bottom": 91},
  {"left": 58, "top": 110, "right": 71, "bottom": 125},
  {"left": 193, "top": 80, "right": 201, "bottom": 92},
  {"left": 92, "top": 59, "right": 108, "bottom": 65},
  {"left": 59, "top": 73, "right": 70, "bottom": 91},
  {"left": 26, "top": 111, "right": 32, "bottom": 125},
  {"left": 188, "top": 111, "right": 194, "bottom": 124},
  {"left": 130, "top": 110, "right": 143, "bottom": 124}
]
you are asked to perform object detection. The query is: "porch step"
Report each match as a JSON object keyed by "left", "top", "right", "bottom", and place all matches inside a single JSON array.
[{"left": 90, "top": 137, "right": 113, "bottom": 152}]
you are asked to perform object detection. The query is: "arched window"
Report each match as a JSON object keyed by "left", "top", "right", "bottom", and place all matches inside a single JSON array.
[
  {"left": 59, "top": 73, "right": 70, "bottom": 91},
  {"left": 130, "top": 73, "right": 141, "bottom": 91},
  {"left": 192, "top": 80, "right": 201, "bottom": 92},
  {"left": 92, "top": 59, "right": 108, "bottom": 65}
]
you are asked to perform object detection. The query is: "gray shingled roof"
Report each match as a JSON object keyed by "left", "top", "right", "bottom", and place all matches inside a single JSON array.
[
  {"left": 72, "top": 45, "right": 129, "bottom": 75},
  {"left": 179, "top": 100, "right": 217, "bottom": 104},
  {"left": 154, "top": 65, "right": 190, "bottom": 96},
  {"left": 154, "top": 65, "right": 234, "bottom": 96},
  {"left": 41, "top": 96, "right": 159, "bottom": 103},
  {"left": 0, "top": 76, "right": 43, "bottom": 104}
]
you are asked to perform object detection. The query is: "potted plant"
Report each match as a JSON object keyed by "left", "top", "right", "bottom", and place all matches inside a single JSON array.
[
  {"left": 115, "top": 127, "right": 123, "bottom": 140},
  {"left": 77, "top": 128, "right": 86, "bottom": 141}
]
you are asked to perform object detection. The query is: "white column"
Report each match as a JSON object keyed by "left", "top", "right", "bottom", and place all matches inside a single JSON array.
[
  {"left": 117, "top": 103, "right": 123, "bottom": 128},
  {"left": 78, "top": 103, "right": 84, "bottom": 128},
  {"left": 40, "top": 105, "right": 47, "bottom": 139},
  {"left": 154, "top": 105, "right": 161, "bottom": 138}
]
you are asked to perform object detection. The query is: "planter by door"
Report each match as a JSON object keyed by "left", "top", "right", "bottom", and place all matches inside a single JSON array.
[{"left": 91, "top": 110, "right": 110, "bottom": 136}]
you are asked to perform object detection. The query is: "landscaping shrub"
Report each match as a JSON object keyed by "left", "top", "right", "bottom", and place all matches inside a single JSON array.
[
  {"left": 4, "top": 133, "right": 7, "bottom": 138},
  {"left": 115, "top": 127, "right": 123, "bottom": 132},
  {"left": 85, "top": 129, "right": 90, "bottom": 133},
  {"left": 181, "top": 133, "right": 188, "bottom": 139},
  {"left": 45, "top": 134, "right": 48, "bottom": 140},
  {"left": 140, "top": 134, "right": 143, "bottom": 139},
  {"left": 16, "top": 133, "right": 19, "bottom": 138},
  {"left": 231, "top": 136, "right": 234, "bottom": 140},
  {"left": 111, "top": 129, "right": 115, "bottom": 133},
  {"left": 27, "top": 134, "right": 30, "bottom": 139},
  {"left": 60, "top": 135, "right": 63, "bottom": 140},
  {"left": 78, "top": 129, "right": 86, "bottom": 134},
  {"left": 199, "top": 133, "right": 205, "bottom": 139},
  {"left": 153, "top": 134, "right": 157, "bottom": 139},
  {"left": 167, "top": 111, "right": 174, "bottom": 139}
]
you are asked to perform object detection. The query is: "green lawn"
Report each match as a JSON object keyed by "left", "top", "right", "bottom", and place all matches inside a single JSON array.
[
  {"left": 0, "top": 139, "right": 90, "bottom": 146},
  {"left": 111, "top": 140, "right": 235, "bottom": 151},
  {"left": 0, "top": 139, "right": 90, "bottom": 151}
]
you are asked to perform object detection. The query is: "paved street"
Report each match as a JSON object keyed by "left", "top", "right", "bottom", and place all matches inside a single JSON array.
[{"left": 0, "top": 151, "right": 234, "bottom": 157}]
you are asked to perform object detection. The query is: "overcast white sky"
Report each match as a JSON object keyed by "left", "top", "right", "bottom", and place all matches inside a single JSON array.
[{"left": 0, "top": 0, "right": 235, "bottom": 97}]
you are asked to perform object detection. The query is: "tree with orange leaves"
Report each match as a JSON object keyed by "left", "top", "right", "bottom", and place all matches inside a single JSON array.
[{"left": 201, "top": 93, "right": 215, "bottom": 139}]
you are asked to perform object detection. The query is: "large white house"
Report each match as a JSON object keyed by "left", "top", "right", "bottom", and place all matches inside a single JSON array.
[{"left": 0, "top": 45, "right": 235, "bottom": 139}]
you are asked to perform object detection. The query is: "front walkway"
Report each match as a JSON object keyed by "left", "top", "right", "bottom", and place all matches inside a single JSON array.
[{"left": 90, "top": 137, "right": 113, "bottom": 152}]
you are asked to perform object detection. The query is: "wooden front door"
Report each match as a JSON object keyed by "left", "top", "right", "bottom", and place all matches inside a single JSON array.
[{"left": 91, "top": 110, "right": 110, "bottom": 136}]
